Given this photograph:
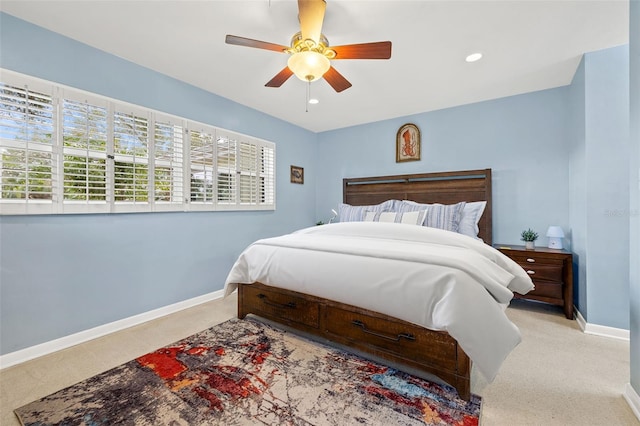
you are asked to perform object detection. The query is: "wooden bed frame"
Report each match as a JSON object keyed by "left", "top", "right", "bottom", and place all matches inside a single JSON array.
[{"left": 236, "top": 169, "right": 493, "bottom": 401}]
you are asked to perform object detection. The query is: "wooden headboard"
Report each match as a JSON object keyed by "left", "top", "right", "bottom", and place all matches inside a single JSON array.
[{"left": 343, "top": 169, "right": 493, "bottom": 245}]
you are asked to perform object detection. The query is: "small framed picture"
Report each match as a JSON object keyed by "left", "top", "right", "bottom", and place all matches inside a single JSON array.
[
  {"left": 290, "top": 165, "right": 304, "bottom": 184},
  {"left": 396, "top": 123, "right": 421, "bottom": 162}
]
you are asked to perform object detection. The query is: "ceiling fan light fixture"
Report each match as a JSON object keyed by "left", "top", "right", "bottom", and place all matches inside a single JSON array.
[{"left": 287, "top": 51, "right": 330, "bottom": 82}]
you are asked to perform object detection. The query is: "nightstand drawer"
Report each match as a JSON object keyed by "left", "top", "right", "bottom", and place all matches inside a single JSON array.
[
  {"left": 508, "top": 253, "right": 564, "bottom": 266},
  {"left": 517, "top": 263, "right": 563, "bottom": 282},
  {"left": 529, "top": 280, "right": 563, "bottom": 299}
]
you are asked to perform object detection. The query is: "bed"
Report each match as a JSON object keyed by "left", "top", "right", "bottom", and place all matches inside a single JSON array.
[{"left": 224, "top": 168, "right": 533, "bottom": 401}]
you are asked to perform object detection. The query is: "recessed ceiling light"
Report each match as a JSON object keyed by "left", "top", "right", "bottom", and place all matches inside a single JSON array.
[
  {"left": 465, "top": 53, "right": 483, "bottom": 63},
  {"left": 308, "top": 98, "right": 319, "bottom": 104}
]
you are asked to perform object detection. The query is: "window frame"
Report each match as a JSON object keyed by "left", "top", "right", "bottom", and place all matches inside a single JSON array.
[{"left": 0, "top": 69, "right": 276, "bottom": 215}]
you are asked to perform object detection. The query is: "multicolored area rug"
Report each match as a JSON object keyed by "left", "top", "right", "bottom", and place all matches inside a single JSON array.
[{"left": 15, "top": 318, "right": 481, "bottom": 425}]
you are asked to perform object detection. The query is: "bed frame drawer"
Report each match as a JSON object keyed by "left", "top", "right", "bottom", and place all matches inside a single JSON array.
[
  {"left": 240, "top": 285, "right": 320, "bottom": 329},
  {"left": 324, "top": 306, "right": 458, "bottom": 371},
  {"left": 237, "top": 282, "right": 471, "bottom": 401}
]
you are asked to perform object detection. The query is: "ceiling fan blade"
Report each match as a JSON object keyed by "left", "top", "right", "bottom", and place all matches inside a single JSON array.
[
  {"left": 225, "top": 35, "right": 288, "bottom": 53},
  {"left": 265, "top": 67, "right": 294, "bottom": 88},
  {"left": 323, "top": 66, "right": 352, "bottom": 93},
  {"left": 331, "top": 41, "right": 392, "bottom": 60},
  {"left": 298, "top": 0, "right": 326, "bottom": 44}
]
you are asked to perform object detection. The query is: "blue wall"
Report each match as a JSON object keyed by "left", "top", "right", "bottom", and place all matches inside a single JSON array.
[
  {"left": 0, "top": 13, "right": 318, "bottom": 354},
  {"left": 567, "top": 45, "right": 630, "bottom": 330},
  {"left": 568, "top": 57, "right": 588, "bottom": 318},
  {"left": 315, "top": 89, "right": 571, "bottom": 246},
  {"left": 582, "top": 46, "right": 630, "bottom": 329},
  {"left": 629, "top": 0, "right": 640, "bottom": 396}
]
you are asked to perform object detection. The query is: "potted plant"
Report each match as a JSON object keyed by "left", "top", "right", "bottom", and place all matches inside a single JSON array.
[{"left": 521, "top": 228, "right": 539, "bottom": 249}]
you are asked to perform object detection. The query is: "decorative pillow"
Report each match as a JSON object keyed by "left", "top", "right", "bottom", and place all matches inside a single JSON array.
[
  {"left": 338, "top": 200, "right": 398, "bottom": 222},
  {"left": 398, "top": 210, "right": 427, "bottom": 225},
  {"left": 363, "top": 209, "right": 427, "bottom": 225},
  {"left": 458, "top": 201, "right": 487, "bottom": 239},
  {"left": 398, "top": 200, "right": 466, "bottom": 232},
  {"left": 363, "top": 211, "right": 385, "bottom": 221},
  {"left": 377, "top": 211, "right": 399, "bottom": 223}
]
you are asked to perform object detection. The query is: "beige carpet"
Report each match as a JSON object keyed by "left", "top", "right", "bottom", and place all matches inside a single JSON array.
[
  {"left": 477, "top": 299, "right": 636, "bottom": 425},
  {"left": 1, "top": 294, "right": 637, "bottom": 425}
]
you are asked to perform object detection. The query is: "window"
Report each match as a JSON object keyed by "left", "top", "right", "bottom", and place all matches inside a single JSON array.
[
  {"left": 153, "top": 117, "right": 184, "bottom": 208},
  {"left": 0, "top": 70, "right": 276, "bottom": 214},
  {"left": 0, "top": 77, "right": 55, "bottom": 211},
  {"left": 62, "top": 97, "right": 108, "bottom": 209}
]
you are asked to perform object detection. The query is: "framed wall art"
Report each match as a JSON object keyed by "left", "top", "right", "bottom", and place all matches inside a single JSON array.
[
  {"left": 290, "top": 165, "right": 304, "bottom": 184},
  {"left": 396, "top": 123, "right": 421, "bottom": 163}
]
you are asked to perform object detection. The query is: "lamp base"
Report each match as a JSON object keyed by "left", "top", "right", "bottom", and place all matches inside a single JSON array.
[{"left": 548, "top": 237, "right": 563, "bottom": 249}]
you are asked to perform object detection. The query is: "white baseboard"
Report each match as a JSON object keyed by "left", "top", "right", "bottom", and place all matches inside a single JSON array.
[
  {"left": 0, "top": 290, "right": 224, "bottom": 370},
  {"left": 575, "top": 309, "right": 630, "bottom": 341},
  {"left": 624, "top": 383, "right": 640, "bottom": 422}
]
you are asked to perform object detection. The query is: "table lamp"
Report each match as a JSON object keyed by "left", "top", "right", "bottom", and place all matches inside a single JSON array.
[
  {"left": 328, "top": 209, "right": 338, "bottom": 224},
  {"left": 546, "top": 226, "right": 565, "bottom": 249}
]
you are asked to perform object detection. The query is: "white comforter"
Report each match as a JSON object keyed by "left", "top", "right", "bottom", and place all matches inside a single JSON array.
[{"left": 224, "top": 222, "right": 534, "bottom": 382}]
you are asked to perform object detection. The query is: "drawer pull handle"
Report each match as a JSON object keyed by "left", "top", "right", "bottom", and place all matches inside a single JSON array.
[
  {"left": 526, "top": 258, "right": 536, "bottom": 263},
  {"left": 351, "top": 320, "right": 415, "bottom": 342},
  {"left": 527, "top": 270, "right": 535, "bottom": 275},
  {"left": 257, "top": 293, "right": 296, "bottom": 309}
]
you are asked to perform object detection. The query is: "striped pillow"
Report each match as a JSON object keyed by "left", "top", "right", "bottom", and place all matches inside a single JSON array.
[
  {"left": 398, "top": 201, "right": 466, "bottom": 232},
  {"left": 458, "top": 201, "right": 487, "bottom": 239}
]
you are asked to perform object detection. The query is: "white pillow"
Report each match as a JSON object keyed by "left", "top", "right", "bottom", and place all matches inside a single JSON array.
[
  {"left": 363, "top": 211, "right": 394, "bottom": 221},
  {"left": 378, "top": 211, "right": 398, "bottom": 223},
  {"left": 399, "top": 210, "right": 427, "bottom": 225},
  {"left": 458, "top": 201, "right": 487, "bottom": 239}
]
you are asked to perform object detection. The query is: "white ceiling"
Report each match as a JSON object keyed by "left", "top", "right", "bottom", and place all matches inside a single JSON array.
[{"left": 0, "top": 0, "right": 629, "bottom": 133}]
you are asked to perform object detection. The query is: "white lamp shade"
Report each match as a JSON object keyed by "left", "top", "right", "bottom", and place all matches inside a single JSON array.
[
  {"left": 546, "top": 226, "right": 564, "bottom": 238},
  {"left": 546, "top": 226, "right": 564, "bottom": 249},
  {"left": 287, "top": 51, "right": 330, "bottom": 82}
]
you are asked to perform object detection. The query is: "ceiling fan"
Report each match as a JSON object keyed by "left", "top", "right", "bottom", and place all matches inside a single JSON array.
[{"left": 225, "top": 0, "right": 392, "bottom": 93}]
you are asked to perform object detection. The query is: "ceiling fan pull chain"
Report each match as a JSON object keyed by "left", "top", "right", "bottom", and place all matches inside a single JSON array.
[{"left": 306, "top": 78, "right": 311, "bottom": 113}]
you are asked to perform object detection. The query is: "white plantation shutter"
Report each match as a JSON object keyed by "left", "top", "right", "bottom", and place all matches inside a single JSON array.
[
  {"left": 260, "top": 145, "right": 275, "bottom": 206},
  {"left": 189, "top": 129, "right": 215, "bottom": 206},
  {"left": 216, "top": 134, "right": 237, "bottom": 205},
  {"left": 61, "top": 98, "right": 108, "bottom": 211},
  {"left": 113, "top": 109, "right": 150, "bottom": 207},
  {"left": 153, "top": 116, "right": 184, "bottom": 208},
  {"left": 236, "top": 139, "right": 275, "bottom": 208},
  {"left": 0, "top": 69, "right": 276, "bottom": 214},
  {"left": 239, "top": 141, "right": 258, "bottom": 204},
  {"left": 0, "top": 81, "right": 56, "bottom": 214}
]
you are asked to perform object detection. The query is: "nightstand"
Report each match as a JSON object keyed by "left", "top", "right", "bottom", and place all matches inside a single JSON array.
[{"left": 495, "top": 245, "right": 574, "bottom": 319}]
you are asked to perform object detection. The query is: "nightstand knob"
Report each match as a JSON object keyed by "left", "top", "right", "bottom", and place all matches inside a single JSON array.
[
  {"left": 527, "top": 270, "right": 536, "bottom": 275},
  {"left": 526, "top": 258, "right": 536, "bottom": 263}
]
